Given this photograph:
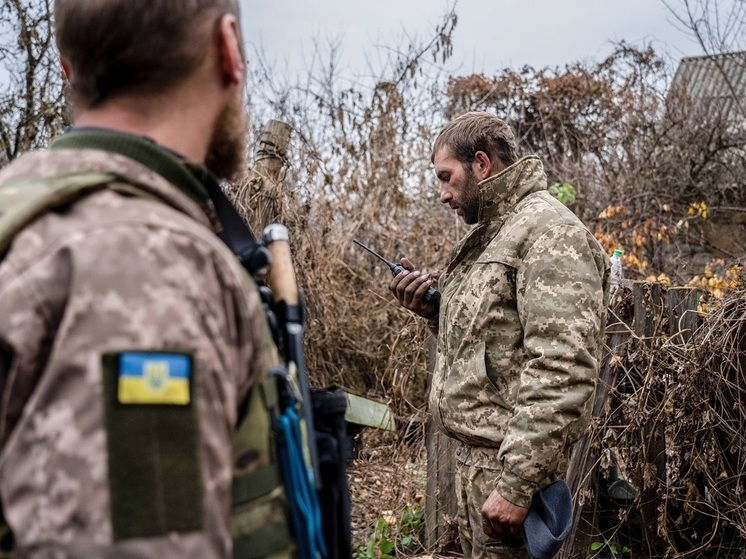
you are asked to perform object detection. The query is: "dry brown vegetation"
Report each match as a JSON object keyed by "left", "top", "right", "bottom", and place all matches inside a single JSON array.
[
  {"left": 1, "top": 1, "right": 745, "bottom": 556},
  {"left": 575, "top": 271, "right": 746, "bottom": 558},
  {"left": 234, "top": 18, "right": 745, "bottom": 555}
]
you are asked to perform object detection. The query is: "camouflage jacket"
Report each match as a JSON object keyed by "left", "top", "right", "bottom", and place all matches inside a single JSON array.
[
  {"left": 428, "top": 156, "right": 610, "bottom": 508},
  {"left": 0, "top": 131, "right": 280, "bottom": 557}
]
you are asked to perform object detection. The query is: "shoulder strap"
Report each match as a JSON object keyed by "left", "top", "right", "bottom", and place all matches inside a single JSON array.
[{"left": 201, "top": 172, "right": 271, "bottom": 278}]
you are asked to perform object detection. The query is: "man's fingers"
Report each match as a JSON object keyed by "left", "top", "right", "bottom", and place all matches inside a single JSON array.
[
  {"left": 403, "top": 272, "right": 424, "bottom": 294},
  {"left": 399, "top": 257, "right": 415, "bottom": 271},
  {"left": 390, "top": 268, "right": 412, "bottom": 293},
  {"left": 481, "top": 516, "right": 502, "bottom": 539}
]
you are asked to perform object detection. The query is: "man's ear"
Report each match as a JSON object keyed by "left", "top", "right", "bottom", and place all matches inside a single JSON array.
[
  {"left": 60, "top": 58, "right": 72, "bottom": 82},
  {"left": 472, "top": 150, "right": 494, "bottom": 181},
  {"left": 216, "top": 14, "right": 244, "bottom": 86}
]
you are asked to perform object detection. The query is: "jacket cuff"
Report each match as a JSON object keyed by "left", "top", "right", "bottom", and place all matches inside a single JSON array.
[{"left": 496, "top": 468, "right": 536, "bottom": 509}]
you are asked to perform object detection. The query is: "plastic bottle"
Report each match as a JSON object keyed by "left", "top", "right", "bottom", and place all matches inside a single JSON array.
[{"left": 609, "top": 248, "right": 624, "bottom": 296}]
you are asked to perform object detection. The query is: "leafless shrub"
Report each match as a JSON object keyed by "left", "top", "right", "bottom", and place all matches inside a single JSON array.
[
  {"left": 585, "top": 272, "right": 746, "bottom": 558},
  {"left": 0, "top": 0, "right": 67, "bottom": 166},
  {"left": 233, "top": 7, "right": 461, "bottom": 416}
]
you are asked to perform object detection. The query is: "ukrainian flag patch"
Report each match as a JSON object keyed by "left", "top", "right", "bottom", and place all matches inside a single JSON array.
[{"left": 117, "top": 352, "right": 192, "bottom": 405}]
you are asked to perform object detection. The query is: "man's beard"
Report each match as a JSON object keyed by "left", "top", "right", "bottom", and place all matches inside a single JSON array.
[
  {"left": 461, "top": 166, "right": 481, "bottom": 225},
  {"left": 204, "top": 90, "right": 248, "bottom": 181}
]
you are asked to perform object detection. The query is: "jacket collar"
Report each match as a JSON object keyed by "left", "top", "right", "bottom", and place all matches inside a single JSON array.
[
  {"left": 478, "top": 155, "right": 547, "bottom": 225},
  {"left": 446, "top": 156, "right": 548, "bottom": 271},
  {"left": 51, "top": 128, "right": 211, "bottom": 205}
]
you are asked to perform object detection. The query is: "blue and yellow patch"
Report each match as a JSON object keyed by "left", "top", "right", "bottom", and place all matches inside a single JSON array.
[{"left": 117, "top": 352, "right": 191, "bottom": 405}]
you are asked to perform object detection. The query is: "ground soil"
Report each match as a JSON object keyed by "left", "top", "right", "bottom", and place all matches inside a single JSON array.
[{"left": 347, "top": 430, "right": 461, "bottom": 558}]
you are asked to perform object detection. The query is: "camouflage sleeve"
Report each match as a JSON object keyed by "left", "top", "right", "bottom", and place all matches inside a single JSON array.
[
  {"left": 496, "top": 223, "right": 604, "bottom": 507},
  {"left": 0, "top": 210, "right": 278, "bottom": 554},
  {"left": 425, "top": 273, "right": 446, "bottom": 336},
  {"left": 426, "top": 314, "right": 440, "bottom": 337}
]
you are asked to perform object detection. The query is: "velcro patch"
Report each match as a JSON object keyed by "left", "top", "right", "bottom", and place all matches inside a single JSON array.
[{"left": 117, "top": 352, "right": 191, "bottom": 405}]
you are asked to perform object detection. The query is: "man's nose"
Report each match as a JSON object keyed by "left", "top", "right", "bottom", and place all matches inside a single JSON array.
[{"left": 440, "top": 183, "right": 452, "bottom": 204}]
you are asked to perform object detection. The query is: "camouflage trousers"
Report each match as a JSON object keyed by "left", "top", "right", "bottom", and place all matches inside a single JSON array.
[{"left": 455, "top": 445, "right": 530, "bottom": 559}]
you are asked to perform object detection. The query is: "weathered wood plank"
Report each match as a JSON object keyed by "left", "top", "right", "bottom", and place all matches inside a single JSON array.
[
  {"left": 424, "top": 336, "right": 459, "bottom": 551},
  {"left": 560, "top": 281, "right": 633, "bottom": 559}
]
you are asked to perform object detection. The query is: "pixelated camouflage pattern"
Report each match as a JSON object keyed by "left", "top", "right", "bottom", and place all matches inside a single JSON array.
[
  {"left": 429, "top": 156, "right": 610, "bottom": 508},
  {"left": 455, "top": 459, "right": 530, "bottom": 559},
  {"left": 0, "top": 147, "right": 281, "bottom": 557}
]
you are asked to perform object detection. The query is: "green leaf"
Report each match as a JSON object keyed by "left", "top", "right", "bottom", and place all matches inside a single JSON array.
[
  {"left": 590, "top": 542, "right": 603, "bottom": 551},
  {"left": 548, "top": 182, "right": 577, "bottom": 205},
  {"left": 379, "top": 538, "right": 394, "bottom": 555}
]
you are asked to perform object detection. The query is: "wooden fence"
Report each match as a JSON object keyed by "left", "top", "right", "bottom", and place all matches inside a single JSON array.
[{"left": 424, "top": 280, "right": 704, "bottom": 557}]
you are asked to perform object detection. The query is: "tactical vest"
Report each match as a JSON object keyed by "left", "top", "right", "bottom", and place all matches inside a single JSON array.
[{"left": 0, "top": 172, "right": 294, "bottom": 558}]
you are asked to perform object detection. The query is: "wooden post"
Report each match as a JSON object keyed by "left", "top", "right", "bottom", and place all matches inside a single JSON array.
[
  {"left": 559, "top": 281, "right": 633, "bottom": 559},
  {"left": 633, "top": 281, "right": 663, "bottom": 343},
  {"left": 231, "top": 120, "right": 293, "bottom": 231},
  {"left": 666, "top": 286, "right": 703, "bottom": 343},
  {"left": 424, "top": 336, "right": 459, "bottom": 551},
  {"left": 632, "top": 281, "right": 668, "bottom": 556},
  {"left": 254, "top": 120, "right": 292, "bottom": 182}
]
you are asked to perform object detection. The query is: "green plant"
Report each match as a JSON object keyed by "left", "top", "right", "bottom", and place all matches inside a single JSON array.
[
  {"left": 353, "top": 506, "right": 426, "bottom": 559},
  {"left": 548, "top": 182, "right": 577, "bottom": 205},
  {"left": 354, "top": 517, "right": 394, "bottom": 559},
  {"left": 589, "top": 540, "right": 631, "bottom": 558},
  {"left": 398, "top": 506, "right": 425, "bottom": 550}
]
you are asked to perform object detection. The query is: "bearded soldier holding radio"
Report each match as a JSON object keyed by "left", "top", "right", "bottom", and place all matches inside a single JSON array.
[{"left": 391, "top": 112, "right": 610, "bottom": 559}]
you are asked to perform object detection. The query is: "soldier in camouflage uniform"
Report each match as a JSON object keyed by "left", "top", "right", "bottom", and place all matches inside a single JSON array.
[
  {"left": 391, "top": 112, "right": 610, "bottom": 559},
  {"left": 0, "top": 1, "right": 286, "bottom": 557}
]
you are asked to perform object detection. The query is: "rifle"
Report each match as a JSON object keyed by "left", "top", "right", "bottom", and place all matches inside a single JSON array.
[
  {"left": 262, "top": 224, "right": 327, "bottom": 559},
  {"left": 203, "top": 174, "right": 333, "bottom": 559},
  {"left": 263, "top": 224, "right": 320, "bottom": 484}
]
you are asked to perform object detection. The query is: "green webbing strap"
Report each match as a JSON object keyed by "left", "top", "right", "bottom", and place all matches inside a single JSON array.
[
  {"left": 233, "top": 522, "right": 292, "bottom": 559},
  {"left": 261, "top": 374, "right": 280, "bottom": 411},
  {"left": 232, "top": 466, "right": 282, "bottom": 506},
  {"left": 231, "top": 374, "right": 293, "bottom": 558},
  {"left": 230, "top": 374, "right": 284, "bottom": 509}
]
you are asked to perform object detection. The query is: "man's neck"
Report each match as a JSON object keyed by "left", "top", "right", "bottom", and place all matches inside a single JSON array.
[{"left": 73, "top": 90, "right": 217, "bottom": 165}]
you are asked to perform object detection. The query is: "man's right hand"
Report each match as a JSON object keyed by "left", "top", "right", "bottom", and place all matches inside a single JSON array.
[{"left": 389, "top": 257, "right": 439, "bottom": 319}]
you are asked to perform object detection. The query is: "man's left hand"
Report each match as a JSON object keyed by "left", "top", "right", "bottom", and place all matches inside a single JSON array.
[{"left": 480, "top": 489, "right": 529, "bottom": 540}]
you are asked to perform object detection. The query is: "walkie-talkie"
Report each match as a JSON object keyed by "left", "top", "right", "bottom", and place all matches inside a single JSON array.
[{"left": 353, "top": 239, "right": 440, "bottom": 305}]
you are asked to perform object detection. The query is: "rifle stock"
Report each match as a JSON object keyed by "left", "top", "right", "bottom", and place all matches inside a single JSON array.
[{"left": 262, "top": 224, "right": 321, "bottom": 488}]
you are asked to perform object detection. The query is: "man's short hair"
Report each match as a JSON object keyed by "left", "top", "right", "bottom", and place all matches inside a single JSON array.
[
  {"left": 55, "top": 0, "right": 240, "bottom": 108},
  {"left": 431, "top": 111, "right": 518, "bottom": 168}
]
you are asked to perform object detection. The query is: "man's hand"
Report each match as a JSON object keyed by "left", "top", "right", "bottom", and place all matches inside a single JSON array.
[
  {"left": 480, "top": 489, "right": 529, "bottom": 541},
  {"left": 389, "top": 257, "right": 438, "bottom": 319}
]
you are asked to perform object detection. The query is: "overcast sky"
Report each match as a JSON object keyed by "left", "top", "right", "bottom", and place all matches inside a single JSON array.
[{"left": 242, "top": 0, "right": 707, "bottom": 79}]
